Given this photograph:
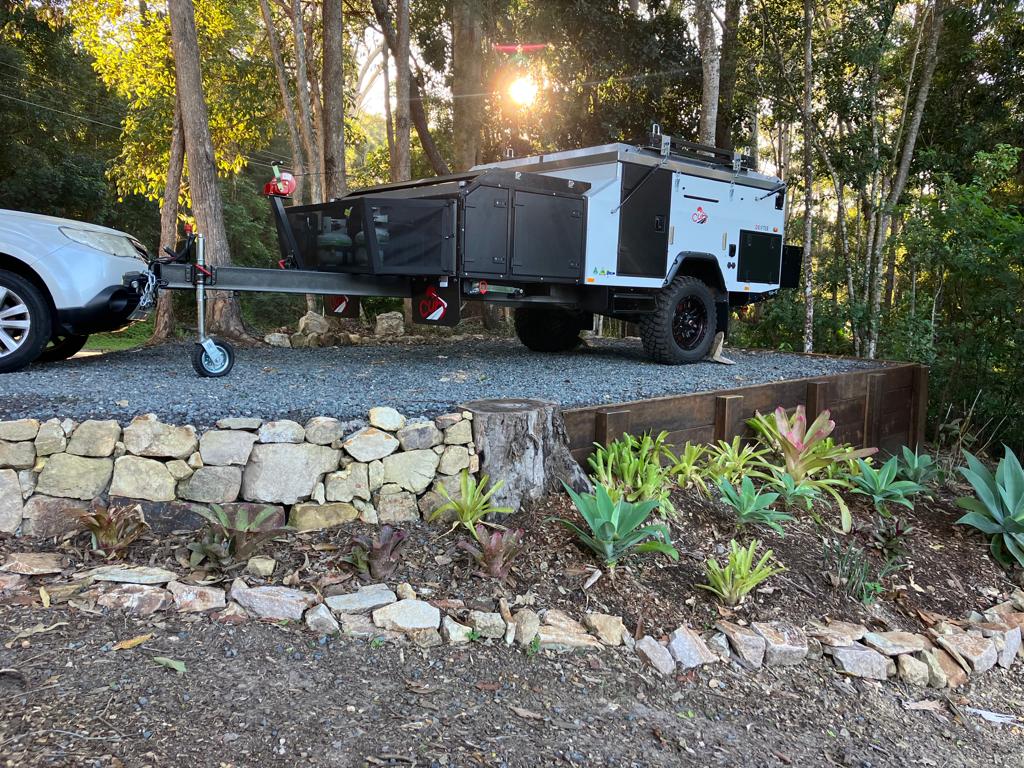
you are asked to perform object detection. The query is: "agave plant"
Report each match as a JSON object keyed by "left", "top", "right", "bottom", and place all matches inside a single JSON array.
[
  {"left": 848, "top": 456, "right": 924, "bottom": 516},
  {"left": 768, "top": 471, "right": 820, "bottom": 512},
  {"left": 551, "top": 482, "right": 679, "bottom": 576},
  {"left": 717, "top": 477, "right": 793, "bottom": 535},
  {"left": 896, "top": 446, "right": 942, "bottom": 487},
  {"left": 956, "top": 448, "right": 1024, "bottom": 568}
]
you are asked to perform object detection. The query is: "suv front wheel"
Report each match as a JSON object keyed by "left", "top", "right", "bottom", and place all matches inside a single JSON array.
[{"left": 0, "top": 269, "right": 52, "bottom": 374}]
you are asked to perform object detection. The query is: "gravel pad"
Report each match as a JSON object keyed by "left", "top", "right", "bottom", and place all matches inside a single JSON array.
[{"left": 0, "top": 337, "right": 883, "bottom": 427}]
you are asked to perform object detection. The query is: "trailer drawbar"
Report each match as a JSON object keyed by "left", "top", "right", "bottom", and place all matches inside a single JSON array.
[{"left": 155, "top": 127, "right": 801, "bottom": 377}]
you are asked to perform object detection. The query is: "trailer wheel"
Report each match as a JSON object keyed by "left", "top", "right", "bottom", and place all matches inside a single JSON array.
[
  {"left": 192, "top": 338, "right": 235, "bottom": 377},
  {"left": 640, "top": 276, "right": 717, "bottom": 364},
  {"left": 514, "top": 307, "right": 586, "bottom": 353}
]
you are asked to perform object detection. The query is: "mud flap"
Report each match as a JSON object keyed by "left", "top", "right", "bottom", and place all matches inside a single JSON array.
[
  {"left": 325, "top": 295, "right": 360, "bottom": 318},
  {"left": 411, "top": 278, "right": 461, "bottom": 327}
]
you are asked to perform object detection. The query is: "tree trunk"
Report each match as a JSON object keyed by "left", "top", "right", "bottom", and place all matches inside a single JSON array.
[
  {"left": 393, "top": 0, "right": 411, "bottom": 181},
  {"left": 370, "top": 0, "right": 450, "bottom": 176},
  {"left": 463, "top": 398, "right": 591, "bottom": 511},
  {"left": 800, "top": 0, "right": 814, "bottom": 353},
  {"left": 289, "top": 0, "right": 323, "bottom": 202},
  {"left": 696, "top": 0, "right": 720, "bottom": 146},
  {"left": 167, "top": 0, "right": 247, "bottom": 340},
  {"left": 321, "top": 0, "right": 346, "bottom": 200},
  {"left": 150, "top": 98, "right": 184, "bottom": 344},
  {"left": 257, "top": 0, "right": 305, "bottom": 202},
  {"left": 867, "top": 0, "right": 943, "bottom": 359},
  {"left": 382, "top": 38, "right": 397, "bottom": 182},
  {"left": 715, "top": 0, "right": 742, "bottom": 149},
  {"left": 452, "top": 0, "right": 483, "bottom": 171}
]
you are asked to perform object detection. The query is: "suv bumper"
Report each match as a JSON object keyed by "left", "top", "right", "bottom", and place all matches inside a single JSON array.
[{"left": 56, "top": 271, "right": 150, "bottom": 335}]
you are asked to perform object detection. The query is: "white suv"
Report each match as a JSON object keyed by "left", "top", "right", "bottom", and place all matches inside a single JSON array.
[{"left": 0, "top": 209, "right": 155, "bottom": 373}]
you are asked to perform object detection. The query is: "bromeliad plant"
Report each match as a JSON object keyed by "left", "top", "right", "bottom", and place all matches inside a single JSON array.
[
  {"left": 551, "top": 482, "right": 679, "bottom": 577},
  {"left": 342, "top": 525, "right": 410, "bottom": 581},
  {"left": 749, "top": 406, "right": 877, "bottom": 532},
  {"left": 187, "top": 503, "right": 287, "bottom": 568},
  {"left": 848, "top": 456, "right": 924, "bottom": 516},
  {"left": 955, "top": 448, "right": 1024, "bottom": 568},
  {"left": 666, "top": 441, "right": 710, "bottom": 497},
  {"left": 430, "top": 471, "right": 512, "bottom": 542},
  {"left": 717, "top": 477, "right": 793, "bottom": 535},
  {"left": 697, "top": 539, "right": 786, "bottom": 606},
  {"left": 588, "top": 431, "right": 676, "bottom": 516},
  {"left": 704, "top": 436, "right": 772, "bottom": 486},
  {"left": 76, "top": 499, "right": 148, "bottom": 559},
  {"left": 458, "top": 525, "right": 526, "bottom": 584}
]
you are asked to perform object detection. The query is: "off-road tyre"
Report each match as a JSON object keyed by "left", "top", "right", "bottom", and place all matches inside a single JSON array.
[
  {"left": 639, "top": 276, "right": 717, "bottom": 364},
  {"left": 36, "top": 333, "right": 90, "bottom": 363},
  {"left": 514, "top": 306, "right": 586, "bottom": 353},
  {"left": 0, "top": 269, "right": 52, "bottom": 374}
]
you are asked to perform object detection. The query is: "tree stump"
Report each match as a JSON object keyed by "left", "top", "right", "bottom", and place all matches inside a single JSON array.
[{"left": 462, "top": 398, "right": 591, "bottom": 511}]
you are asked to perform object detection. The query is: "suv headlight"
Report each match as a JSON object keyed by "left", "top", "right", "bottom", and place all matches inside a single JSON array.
[{"left": 60, "top": 227, "right": 142, "bottom": 260}]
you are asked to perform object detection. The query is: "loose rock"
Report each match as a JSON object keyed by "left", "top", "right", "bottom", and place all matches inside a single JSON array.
[
  {"left": 342, "top": 427, "right": 400, "bottom": 462},
  {"left": 584, "top": 613, "right": 626, "bottom": 646},
  {"left": 442, "top": 616, "right": 474, "bottom": 644},
  {"left": 396, "top": 422, "right": 442, "bottom": 451},
  {"left": 863, "top": 631, "right": 930, "bottom": 656},
  {"left": 369, "top": 407, "right": 406, "bottom": 431},
  {"left": 288, "top": 502, "right": 358, "bottom": 531},
  {"left": 2, "top": 551, "right": 65, "bottom": 575},
  {"left": 537, "top": 625, "right": 603, "bottom": 651},
  {"left": 88, "top": 565, "right": 177, "bottom": 585},
  {"left": 96, "top": 584, "right": 170, "bottom": 616},
  {"left": 246, "top": 556, "right": 276, "bottom": 577},
  {"left": 304, "top": 603, "right": 340, "bottom": 634},
  {"left": 373, "top": 311, "right": 404, "bottom": 337},
  {"left": 216, "top": 417, "right": 262, "bottom": 431},
  {"left": 325, "top": 583, "right": 397, "bottom": 615},
  {"left": 233, "top": 585, "right": 318, "bottom": 621},
  {"left": 668, "top": 626, "right": 718, "bottom": 669},
  {"left": 897, "top": 654, "right": 931, "bottom": 687},
  {"left": 636, "top": 635, "right": 676, "bottom": 675},
  {"left": 513, "top": 609, "right": 541, "bottom": 646},
  {"left": 831, "top": 643, "right": 891, "bottom": 680},
  {"left": 372, "top": 599, "right": 440, "bottom": 632},
  {"left": 304, "top": 417, "right": 345, "bottom": 446},
  {"left": 109, "top": 456, "right": 176, "bottom": 502},
  {"left": 716, "top": 621, "right": 766, "bottom": 669},
  {"left": 0, "top": 419, "right": 40, "bottom": 442},
  {"left": 936, "top": 633, "right": 997, "bottom": 674},
  {"left": 752, "top": 621, "right": 808, "bottom": 666},
  {"left": 167, "top": 581, "right": 226, "bottom": 612},
  {"left": 468, "top": 610, "right": 506, "bottom": 639}
]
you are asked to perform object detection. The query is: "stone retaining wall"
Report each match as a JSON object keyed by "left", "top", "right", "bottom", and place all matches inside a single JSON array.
[{"left": 0, "top": 408, "right": 479, "bottom": 536}]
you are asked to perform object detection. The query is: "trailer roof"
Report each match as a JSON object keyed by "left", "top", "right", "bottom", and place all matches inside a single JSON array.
[{"left": 474, "top": 143, "right": 783, "bottom": 191}]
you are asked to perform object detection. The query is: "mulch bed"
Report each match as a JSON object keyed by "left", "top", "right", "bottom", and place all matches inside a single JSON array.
[{"left": 1, "top": 480, "right": 1015, "bottom": 642}]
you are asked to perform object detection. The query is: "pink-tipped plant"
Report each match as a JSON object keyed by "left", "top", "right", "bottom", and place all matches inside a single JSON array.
[
  {"left": 749, "top": 405, "right": 878, "bottom": 533},
  {"left": 458, "top": 525, "right": 525, "bottom": 584}
]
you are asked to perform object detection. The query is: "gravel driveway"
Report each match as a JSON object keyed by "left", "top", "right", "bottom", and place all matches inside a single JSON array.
[{"left": 1, "top": 337, "right": 882, "bottom": 427}]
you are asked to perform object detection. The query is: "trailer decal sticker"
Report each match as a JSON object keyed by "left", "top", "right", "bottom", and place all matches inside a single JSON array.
[
  {"left": 691, "top": 206, "right": 708, "bottom": 224},
  {"left": 332, "top": 295, "right": 349, "bottom": 314},
  {"left": 419, "top": 286, "right": 449, "bottom": 321}
]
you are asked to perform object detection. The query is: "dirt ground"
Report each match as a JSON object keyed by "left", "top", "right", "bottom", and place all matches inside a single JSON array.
[
  {"left": 2, "top": 482, "right": 1023, "bottom": 766},
  {"left": 1, "top": 604, "right": 1023, "bottom": 768}
]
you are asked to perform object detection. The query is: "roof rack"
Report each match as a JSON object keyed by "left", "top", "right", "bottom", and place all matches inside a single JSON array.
[{"left": 641, "top": 124, "right": 757, "bottom": 172}]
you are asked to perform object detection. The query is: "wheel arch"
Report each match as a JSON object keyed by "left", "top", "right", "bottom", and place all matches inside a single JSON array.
[
  {"left": 0, "top": 252, "right": 57, "bottom": 318},
  {"left": 665, "top": 252, "right": 726, "bottom": 298}
]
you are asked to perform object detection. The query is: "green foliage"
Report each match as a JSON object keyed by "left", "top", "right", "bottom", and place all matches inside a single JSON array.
[
  {"left": 587, "top": 432, "right": 675, "bottom": 516},
  {"left": 697, "top": 539, "right": 786, "bottom": 606},
  {"left": 823, "top": 541, "right": 903, "bottom": 606},
  {"left": 75, "top": 499, "right": 148, "bottom": 559},
  {"left": 342, "top": 525, "right": 410, "bottom": 582},
  {"left": 768, "top": 471, "right": 820, "bottom": 512},
  {"left": 704, "top": 436, "right": 772, "bottom": 486},
  {"left": 955, "top": 448, "right": 1024, "bottom": 569},
  {"left": 666, "top": 442, "right": 710, "bottom": 497},
  {"left": 716, "top": 477, "right": 793, "bottom": 535},
  {"left": 188, "top": 503, "right": 285, "bottom": 568},
  {"left": 430, "top": 472, "right": 513, "bottom": 542},
  {"left": 458, "top": 525, "right": 526, "bottom": 584},
  {"left": 896, "top": 446, "right": 941, "bottom": 486},
  {"left": 848, "top": 457, "right": 924, "bottom": 516},
  {"left": 552, "top": 483, "right": 679, "bottom": 575}
]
